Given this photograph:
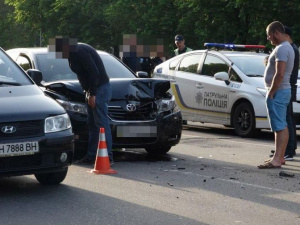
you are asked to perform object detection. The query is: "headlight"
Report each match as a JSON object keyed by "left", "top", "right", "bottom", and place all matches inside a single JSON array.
[
  {"left": 155, "top": 95, "right": 176, "bottom": 113},
  {"left": 257, "top": 87, "right": 267, "bottom": 97},
  {"left": 45, "top": 113, "right": 72, "bottom": 133},
  {"left": 56, "top": 99, "right": 87, "bottom": 115}
]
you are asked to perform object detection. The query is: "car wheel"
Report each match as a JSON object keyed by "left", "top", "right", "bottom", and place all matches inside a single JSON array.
[
  {"left": 145, "top": 146, "right": 171, "bottom": 155},
  {"left": 233, "top": 102, "right": 256, "bottom": 138},
  {"left": 35, "top": 168, "right": 68, "bottom": 185}
]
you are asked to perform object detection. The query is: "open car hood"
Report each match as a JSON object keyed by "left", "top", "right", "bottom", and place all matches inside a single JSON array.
[{"left": 43, "top": 78, "right": 170, "bottom": 102}]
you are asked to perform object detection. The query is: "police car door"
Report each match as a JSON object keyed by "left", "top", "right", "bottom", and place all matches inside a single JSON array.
[
  {"left": 195, "top": 53, "right": 231, "bottom": 124},
  {"left": 172, "top": 53, "right": 204, "bottom": 121}
]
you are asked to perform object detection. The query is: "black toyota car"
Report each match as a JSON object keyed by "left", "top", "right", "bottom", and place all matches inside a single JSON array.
[
  {"left": 0, "top": 47, "right": 74, "bottom": 184},
  {"left": 6, "top": 48, "right": 182, "bottom": 157}
]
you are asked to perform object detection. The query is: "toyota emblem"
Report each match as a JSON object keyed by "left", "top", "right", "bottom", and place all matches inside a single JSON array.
[
  {"left": 126, "top": 104, "right": 137, "bottom": 112},
  {"left": 1, "top": 126, "right": 17, "bottom": 134}
]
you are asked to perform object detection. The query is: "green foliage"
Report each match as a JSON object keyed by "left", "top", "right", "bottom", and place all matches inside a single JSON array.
[{"left": 1, "top": 0, "right": 300, "bottom": 54}]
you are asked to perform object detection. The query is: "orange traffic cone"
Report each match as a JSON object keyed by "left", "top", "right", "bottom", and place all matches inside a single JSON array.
[{"left": 88, "top": 128, "right": 117, "bottom": 174}]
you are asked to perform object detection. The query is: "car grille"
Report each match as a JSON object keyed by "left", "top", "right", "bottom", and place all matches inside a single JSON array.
[
  {"left": 0, "top": 120, "right": 44, "bottom": 140},
  {"left": 108, "top": 104, "right": 155, "bottom": 121}
]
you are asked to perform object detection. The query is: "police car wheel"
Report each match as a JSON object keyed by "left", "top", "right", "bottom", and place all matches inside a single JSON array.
[
  {"left": 233, "top": 102, "right": 256, "bottom": 138},
  {"left": 35, "top": 168, "right": 68, "bottom": 185},
  {"left": 145, "top": 146, "right": 171, "bottom": 155}
]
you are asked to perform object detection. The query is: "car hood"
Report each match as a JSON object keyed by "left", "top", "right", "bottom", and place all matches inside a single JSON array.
[
  {"left": 43, "top": 78, "right": 170, "bottom": 101},
  {"left": 0, "top": 86, "right": 66, "bottom": 122}
]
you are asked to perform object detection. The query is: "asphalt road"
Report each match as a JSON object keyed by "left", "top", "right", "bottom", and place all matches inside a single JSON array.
[{"left": 1, "top": 122, "right": 300, "bottom": 225}]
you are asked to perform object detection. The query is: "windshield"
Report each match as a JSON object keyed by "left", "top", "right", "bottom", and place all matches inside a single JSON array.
[
  {"left": 227, "top": 55, "right": 268, "bottom": 77},
  {"left": 35, "top": 53, "right": 136, "bottom": 82},
  {"left": 0, "top": 50, "right": 32, "bottom": 86}
]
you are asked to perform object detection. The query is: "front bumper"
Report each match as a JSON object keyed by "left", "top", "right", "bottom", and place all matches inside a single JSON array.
[
  {"left": 111, "top": 111, "right": 182, "bottom": 148},
  {"left": 70, "top": 110, "right": 182, "bottom": 149},
  {"left": 0, "top": 129, "right": 74, "bottom": 177}
]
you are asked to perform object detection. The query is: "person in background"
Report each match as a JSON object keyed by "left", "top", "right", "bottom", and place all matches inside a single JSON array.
[
  {"left": 258, "top": 21, "right": 295, "bottom": 169},
  {"left": 174, "top": 34, "right": 193, "bottom": 56},
  {"left": 282, "top": 26, "right": 299, "bottom": 160}
]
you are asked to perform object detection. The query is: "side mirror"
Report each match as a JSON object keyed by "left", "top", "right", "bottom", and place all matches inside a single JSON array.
[
  {"left": 27, "top": 69, "right": 43, "bottom": 86},
  {"left": 136, "top": 71, "right": 149, "bottom": 78},
  {"left": 214, "top": 72, "right": 230, "bottom": 85}
]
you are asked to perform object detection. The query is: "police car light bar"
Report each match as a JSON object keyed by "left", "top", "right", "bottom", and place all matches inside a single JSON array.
[{"left": 204, "top": 43, "right": 265, "bottom": 49}]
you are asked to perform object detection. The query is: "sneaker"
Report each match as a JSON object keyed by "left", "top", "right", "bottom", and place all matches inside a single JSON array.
[
  {"left": 284, "top": 154, "right": 294, "bottom": 161},
  {"left": 109, "top": 159, "right": 114, "bottom": 166},
  {"left": 75, "top": 157, "right": 94, "bottom": 165}
]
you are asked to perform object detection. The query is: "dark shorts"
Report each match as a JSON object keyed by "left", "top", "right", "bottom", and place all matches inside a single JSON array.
[{"left": 266, "top": 89, "right": 291, "bottom": 132}]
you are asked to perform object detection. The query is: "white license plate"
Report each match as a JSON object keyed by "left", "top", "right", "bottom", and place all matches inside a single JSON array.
[
  {"left": 117, "top": 126, "right": 157, "bottom": 137},
  {"left": 0, "top": 141, "right": 39, "bottom": 157}
]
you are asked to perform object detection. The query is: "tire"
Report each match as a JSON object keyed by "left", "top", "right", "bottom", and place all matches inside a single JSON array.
[
  {"left": 35, "top": 168, "right": 68, "bottom": 185},
  {"left": 233, "top": 102, "right": 256, "bottom": 138},
  {"left": 145, "top": 146, "right": 171, "bottom": 155}
]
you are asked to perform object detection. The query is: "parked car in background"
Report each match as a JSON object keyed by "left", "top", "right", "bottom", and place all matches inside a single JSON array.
[
  {"left": 0, "top": 47, "right": 74, "bottom": 184},
  {"left": 153, "top": 43, "right": 300, "bottom": 137},
  {"left": 7, "top": 48, "right": 182, "bottom": 157}
]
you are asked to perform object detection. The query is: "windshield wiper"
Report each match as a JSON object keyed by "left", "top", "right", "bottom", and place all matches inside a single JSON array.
[
  {"left": 247, "top": 74, "right": 263, "bottom": 77},
  {"left": 0, "top": 81, "right": 21, "bottom": 86}
]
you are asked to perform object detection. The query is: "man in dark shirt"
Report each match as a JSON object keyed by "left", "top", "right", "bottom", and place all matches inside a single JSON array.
[
  {"left": 283, "top": 26, "right": 299, "bottom": 160},
  {"left": 67, "top": 42, "right": 113, "bottom": 165}
]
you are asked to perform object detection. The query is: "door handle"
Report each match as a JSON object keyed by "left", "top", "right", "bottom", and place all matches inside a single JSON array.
[{"left": 196, "top": 83, "right": 203, "bottom": 89}]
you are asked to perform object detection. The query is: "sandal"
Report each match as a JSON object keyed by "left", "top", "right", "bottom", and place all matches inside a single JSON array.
[
  {"left": 264, "top": 158, "right": 285, "bottom": 165},
  {"left": 258, "top": 161, "right": 281, "bottom": 169}
]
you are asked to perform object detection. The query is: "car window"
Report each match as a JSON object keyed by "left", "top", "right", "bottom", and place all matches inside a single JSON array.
[
  {"left": 101, "top": 54, "right": 136, "bottom": 78},
  {"left": 169, "top": 57, "right": 182, "bottom": 70},
  {"left": 35, "top": 52, "right": 136, "bottom": 82},
  {"left": 16, "top": 55, "right": 31, "bottom": 71},
  {"left": 229, "top": 68, "right": 243, "bottom": 82},
  {"left": 227, "top": 55, "right": 266, "bottom": 77},
  {"left": 0, "top": 50, "right": 32, "bottom": 86},
  {"left": 35, "top": 54, "right": 77, "bottom": 82},
  {"left": 202, "top": 54, "right": 229, "bottom": 77},
  {"left": 178, "top": 54, "right": 202, "bottom": 73}
]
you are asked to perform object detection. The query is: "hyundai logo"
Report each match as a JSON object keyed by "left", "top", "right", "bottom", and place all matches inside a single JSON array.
[
  {"left": 126, "top": 104, "right": 137, "bottom": 112},
  {"left": 1, "top": 126, "right": 17, "bottom": 134}
]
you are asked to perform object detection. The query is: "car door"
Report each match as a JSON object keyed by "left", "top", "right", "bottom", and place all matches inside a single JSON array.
[
  {"left": 194, "top": 53, "right": 232, "bottom": 124},
  {"left": 171, "top": 53, "right": 204, "bottom": 121}
]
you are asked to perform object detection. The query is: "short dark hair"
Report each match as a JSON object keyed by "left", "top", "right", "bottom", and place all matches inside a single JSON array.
[
  {"left": 284, "top": 26, "right": 292, "bottom": 36},
  {"left": 267, "top": 21, "right": 285, "bottom": 34}
]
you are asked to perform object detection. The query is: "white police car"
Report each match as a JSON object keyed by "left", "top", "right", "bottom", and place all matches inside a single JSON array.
[{"left": 154, "top": 43, "right": 300, "bottom": 137}]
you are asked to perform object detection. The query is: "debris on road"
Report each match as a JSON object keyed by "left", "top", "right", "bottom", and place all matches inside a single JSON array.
[{"left": 279, "top": 171, "right": 295, "bottom": 178}]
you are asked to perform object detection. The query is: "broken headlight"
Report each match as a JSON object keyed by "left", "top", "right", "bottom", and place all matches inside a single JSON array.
[
  {"left": 56, "top": 99, "right": 87, "bottom": 115},
  {"left": 155, "top": 95, "right": 176, "bottom": 114}
]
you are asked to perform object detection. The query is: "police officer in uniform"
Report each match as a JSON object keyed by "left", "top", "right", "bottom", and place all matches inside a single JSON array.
[{"left": 174, "top": 35, "right": 193, "bottom": 56}]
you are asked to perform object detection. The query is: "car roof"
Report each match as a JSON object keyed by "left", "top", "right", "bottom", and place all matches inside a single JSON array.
[
  {"left": 179, "top": 49, "right": 267, "bottom": 56},
  {"left": 6, "top": 47, "right": 111, "bottom": 56}
]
